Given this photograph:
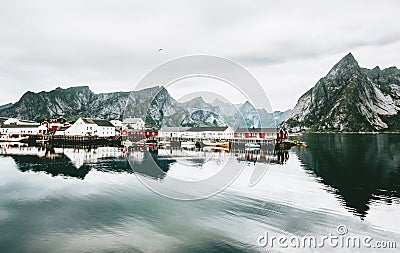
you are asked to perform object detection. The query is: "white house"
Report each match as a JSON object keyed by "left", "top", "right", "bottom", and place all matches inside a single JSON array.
[
  {"left": 122, "top": 118, "right": 145, "bottom": 130},
  {"left": 159, "top": 127, "right": 191, "bottom": 138},
  {"left": 0, "top": 123, "right": 48, "bottom": 136},
  {"left": 3, "top": 118, "right": 38, "bottom": 126},
  {"left": 64, "top": 118, "right": 115, "bottom": 137},
  {"left": 184, "top": 126, "right": 235, "bottom": 139},
  {"left": 110, "top": 120, "right": 123, "bottom": 130},
  {"left": 234, "top": 128, "right": 277, "bottom": 140}
]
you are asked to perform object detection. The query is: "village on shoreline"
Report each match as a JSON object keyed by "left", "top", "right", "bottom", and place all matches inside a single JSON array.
[{"left": 0, "top": 116, "right": 290, "bottom": 149}]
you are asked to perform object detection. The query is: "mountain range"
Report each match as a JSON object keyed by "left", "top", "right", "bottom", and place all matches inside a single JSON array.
[
  {"left": 284, "top": 53, "right": 400, "bottom": 132},
  {"left": 2, "top": 52, "right": 398, "bottom": 132},
  {"left": 0, "top": 86, "right": 289, "bottom": 128}
]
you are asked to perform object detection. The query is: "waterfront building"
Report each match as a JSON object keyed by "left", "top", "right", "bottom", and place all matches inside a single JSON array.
[
  {"left": 0, "top": 123, "right": 48, "bottom": 136},
  {"left": 121, "top": 128, "right": 158, "bottom": 139},
  {"left": 158, "top": 127, "right": 191, "bottom": 139},
  {"left": 64, "top": 118, "right": 115, "bottom": 137},
  {"left": 122, "top": 118, "right": 145, "bottom": 130},
  {"left": 3, "top": 118, "right": 38, "bottom": 125},
  {"left": 234, "top": 128, "right": 277, "bottom": 140},
  {"left": 184, "top": 126, "right": 235, "bottom": 140},
  {"left": 42, "top": 117, "right": 68, "bottom": 131},
  {"left": 110, "top": 120, "right": 123, "bottom": 130}
]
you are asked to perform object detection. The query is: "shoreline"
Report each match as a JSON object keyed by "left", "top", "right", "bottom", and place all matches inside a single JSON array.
[{"left": 299, "top": 132, "right": 400, "bottom": 135}]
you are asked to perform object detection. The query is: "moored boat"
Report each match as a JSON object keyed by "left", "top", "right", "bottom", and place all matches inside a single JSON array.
[
  {"left": 202, "top": 146, "right": 229, "bottom": 152},
  {"left": 291, "top": 140, "right": 307, "bottom": 147},
  {"left": 202, "top": 140, "right": 229, "bottom": 148}
]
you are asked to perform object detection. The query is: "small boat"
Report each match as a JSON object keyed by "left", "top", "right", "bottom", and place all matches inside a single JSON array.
[
  {"left": 202, "top": 140, "right": 230, "bottom": 148},
  {"left": 245, "top": 142, "right": 261, "bottom": 148},
  {"left": 0, "top": 134, "right": 29, "bottom": 143},
  {"left": 288, "top": 132, "right": 303, "bottom": 137},
  {"left": 290, "top": 140, "right": 307, "bottom": 147},
  {"left": 202, "top": 146, "right": 229, "bottom": 152},
  {"left": 296, "top": 141, "right": 307, "bottom": 147}
]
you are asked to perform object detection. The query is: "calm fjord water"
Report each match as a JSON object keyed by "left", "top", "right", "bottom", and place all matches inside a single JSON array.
[{"left": 0, "top": 134, "right": 399, "bottom": 252}]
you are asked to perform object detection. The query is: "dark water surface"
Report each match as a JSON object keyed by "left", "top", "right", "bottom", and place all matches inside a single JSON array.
[{"left": 0, "top": 134, "right": 399, "bottom": 252}]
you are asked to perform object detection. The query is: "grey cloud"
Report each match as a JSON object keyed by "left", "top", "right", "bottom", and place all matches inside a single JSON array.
[{"left": 0, "top": 0, "right": 399, "bottom": 109}]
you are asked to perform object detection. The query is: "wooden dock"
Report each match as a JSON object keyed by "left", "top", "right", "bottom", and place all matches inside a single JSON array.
[{"left": 29, "top": 135, "right": 121, "bottom": 147}]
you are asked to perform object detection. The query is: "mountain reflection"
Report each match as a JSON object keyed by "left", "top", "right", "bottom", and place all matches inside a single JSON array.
[
  {"left": 294, "top": 134, "right": 400, "bottom": 218},
  {"left": 0, "top": 145, "right": 131, "bottom": 179},
  {"left": 12, "top": 154, "right": 92, "bottom": 179},
  {"left": 127, "top": 149, "right": 175, "bottom": 180},
  {"left": 1, "top": 143, "right": 287, "bottom": 181}
]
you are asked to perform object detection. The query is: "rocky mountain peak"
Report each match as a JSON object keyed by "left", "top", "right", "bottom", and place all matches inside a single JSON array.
[
  {"left": 327, "top": 52, "right": 359, "bottom": 77},
  {"left": 372, "top": 66, "right": 381, "bottom": 71},
  {"left": 191, "top": 96, "right": 205, "bottom": 103},
  {"left": 240, "top": 101, "right": 253, "bottom": 109},
  {"left": 284, "top": 53, "right": 400, "bottom": 132}
]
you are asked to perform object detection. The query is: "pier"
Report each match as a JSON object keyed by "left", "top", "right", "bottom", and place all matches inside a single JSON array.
[{"left": 29, "top": 134, "right": 121, "bottom": 147}]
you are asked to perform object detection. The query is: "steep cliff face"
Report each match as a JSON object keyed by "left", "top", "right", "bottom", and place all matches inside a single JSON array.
[
  {"left": 182, "top": 97, "right": 219, "bottom": 113},
  {"left": 236, "top": 101, "right": 261, "bottom": 128},
  {"left": 89, "top": 91, "right": 130, "bottom": 120},
  {"left": 144, "top": 87, "right": 187, "bottom": 128},
  {"left": 0, "top": 86, "right": 96, "bottom": 121},
  {"left": 181, "top": 110, "right": 226, "bottom": 127},
  {"left": 285, "top": 53, "right": 400, "bottom": 132}
]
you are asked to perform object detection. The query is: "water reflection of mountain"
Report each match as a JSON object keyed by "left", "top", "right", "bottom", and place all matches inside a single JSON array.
[
  {"left": 127, "top": 149, "right": 175, "bottom": 180},
  {"left": 1, "top": 145, "right": 131, "bottom": 179},
  {"left": 11, "top": 154, "right": 92, "bottom": 179},
  {"left": 2, "top": 144, "right": 289, "bottom": 181},
  {"left": 294, "top": 134, "right": 400, "bottom": 218}
]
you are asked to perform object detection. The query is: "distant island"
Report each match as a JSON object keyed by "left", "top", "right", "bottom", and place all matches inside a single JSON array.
[{"left": 0, "top": 52, "right": 399, "bottom": 132}]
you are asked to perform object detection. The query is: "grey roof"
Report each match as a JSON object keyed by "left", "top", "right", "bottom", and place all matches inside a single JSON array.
[
  {"left": 92, "top": 119, "right": 114, "bottom": 127},
  {"left": 187, "top": 126, "right": 228, "bottom": 132},
  {"left": 160, "top": 127, "right": 191, "bottom": 132},
  {"left": 126, "top": 129, "right": 157, "bottom": 133},
  {"left": 56, "top": 126, "right": 70, "bottom": 131},
  {"left": 0, "top": 117, "right": 37, "bottom": 124},
  {"left": 81, "top": 118, "right": 114, "bottom": 127},
  {"left": 81, "top": 118, "right": 97, "bottom": 124},
  {"left": 122, "top": 118, "right": 144, "bottom": 124},
  {"left": 235, "top": 128, "right": 277, "bottom": 133},
  {"left": 1, "top": 124, "right": 40, "bottom": 128}
]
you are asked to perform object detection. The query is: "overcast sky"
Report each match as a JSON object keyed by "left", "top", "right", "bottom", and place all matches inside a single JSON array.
[{"left": 0, "top": 0, "right": 399, "bottom": 111}]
